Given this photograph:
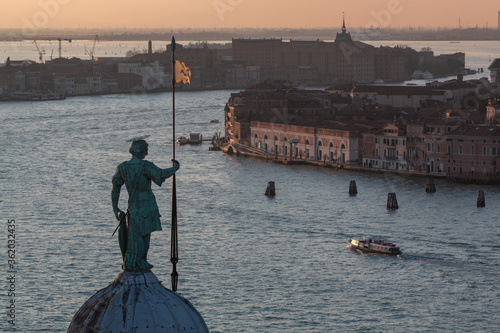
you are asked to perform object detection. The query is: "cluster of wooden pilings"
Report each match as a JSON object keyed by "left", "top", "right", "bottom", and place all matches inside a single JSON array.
[{"left": 263, "top": 180, "right": 487, "bottom": 208}]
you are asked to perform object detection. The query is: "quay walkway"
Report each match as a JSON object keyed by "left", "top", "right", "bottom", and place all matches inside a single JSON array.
[{"left": 218, "top": 143, "right": 500, "bottom": 184}]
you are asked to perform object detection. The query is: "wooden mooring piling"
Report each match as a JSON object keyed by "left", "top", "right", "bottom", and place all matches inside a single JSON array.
[
  {"left": 425, "top": 177, "right": 436, "bottom": 193},
  {"left": 477, "top": 190, "right": 485, "bottom": 207},
  {"left": 387, "top": 192, "right": 399, "bottom": 210},
  {"left": 265, "top": 181, "right": 276, "bottom": 197},
  {"left": 349, "top": 180, "right": 357, "bottom": 195}
]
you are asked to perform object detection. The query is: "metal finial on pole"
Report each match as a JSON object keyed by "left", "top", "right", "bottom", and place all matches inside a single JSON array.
[{"left": 170, "top": 35, "right": 179, "bottom": 292}]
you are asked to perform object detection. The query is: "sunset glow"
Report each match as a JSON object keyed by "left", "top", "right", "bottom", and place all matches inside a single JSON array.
[{"left": 1, "top": 0, "right": 499, "bottom": 30}]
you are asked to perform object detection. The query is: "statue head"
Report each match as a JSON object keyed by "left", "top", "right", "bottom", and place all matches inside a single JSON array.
[{"left": 129, "top": 140, "right": 148, "bottom": 159}]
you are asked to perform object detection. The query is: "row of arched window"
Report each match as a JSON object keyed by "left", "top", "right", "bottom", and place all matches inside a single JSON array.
[{"left": 254, "top": 133, "right": 346, "bottom": 150}]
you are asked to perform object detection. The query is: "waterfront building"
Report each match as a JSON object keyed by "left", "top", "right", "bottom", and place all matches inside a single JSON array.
[
  {"left": 251, "top": 120, "right": 372, "bottom": 164},
  {"left": 118, "top": 59, "right": 168, "bottom": 90},
  {"left": 224, "top": 82, "right": 335, "bottom": 144},
  {"left": 362, "top": 121, "right": 408, "bottom": 171},
  {"left": 232, "top": 18, "right": 377, "bottom": 84},
  {"left": 486, "top": 95, "right": 500, "bottom": 124},
  {"left": 440, "top": 124, "right": 500, "bottom": 175},
  {"left": 327, "top": 82, "right": 477, "bottom": 111},
  {"left": 374, "top": 46, "right": 411, "bottom": 82},
  {"left": 101, "top": 73, "right": 119, "bottom": 93},
  {"left": 86, "top": 75, "right": 102, "bottom": 94},
  {"left": 405, "top": 117, "right": 500, "bottom": 175},
  {"left": 418, "top": 118, "right": 462, "bottom": 173},
  {"left": 489, "top": 58, "right": 500, "bottom": 83},
  {"left": 54, "top": 74, "right": 75, "bottom": 95},
  {"left": 406, "top": 120, "right": 429, "bottom": 172},
  {"left": 112, "top": 73, "right": 143, "bottom": 92},
  {"left": 74, "top": 76, "right": 89, "bottom": 94}
]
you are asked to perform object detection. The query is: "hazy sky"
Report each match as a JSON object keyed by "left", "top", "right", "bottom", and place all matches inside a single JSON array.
[{"left": 2, "top": 0, "right": 499, "bottom": 30}]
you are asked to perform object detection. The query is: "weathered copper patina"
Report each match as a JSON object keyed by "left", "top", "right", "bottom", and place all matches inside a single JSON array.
[{"left": 111, "top": 139, "right": 179, "bottom": 271}]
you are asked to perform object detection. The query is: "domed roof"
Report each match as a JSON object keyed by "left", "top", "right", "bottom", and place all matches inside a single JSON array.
[{"left": 68, "top": 271, "right": 209, "bottom": 332}]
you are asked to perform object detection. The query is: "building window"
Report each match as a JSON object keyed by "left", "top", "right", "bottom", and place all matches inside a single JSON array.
[
  {"left": 471, "top": 146, "right": 475, "bottom": 154},
  {"left": 459, "top": 145, "right": 463, "bottom": 154}
]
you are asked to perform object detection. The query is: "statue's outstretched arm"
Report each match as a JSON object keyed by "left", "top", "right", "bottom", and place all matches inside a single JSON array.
[{"left": 161, "top": 160, "right": 180, "bottom": 180}]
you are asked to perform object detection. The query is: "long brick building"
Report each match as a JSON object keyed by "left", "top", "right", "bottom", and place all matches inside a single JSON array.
[{"left": 232, "top": 18, "right": 407, "bottom": 84}]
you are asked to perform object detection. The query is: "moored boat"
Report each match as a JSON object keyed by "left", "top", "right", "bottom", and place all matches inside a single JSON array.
[
  {"left": 176, "top": 136, "right": 188, "bottom": 145},
  {"left": 350, "top": 237, "right": 401, "bottom": 255}
]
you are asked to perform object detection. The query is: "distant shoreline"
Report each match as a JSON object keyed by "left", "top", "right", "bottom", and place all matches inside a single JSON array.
[{"left": 1, "top": 26, "right": 499, "bottom": 42}]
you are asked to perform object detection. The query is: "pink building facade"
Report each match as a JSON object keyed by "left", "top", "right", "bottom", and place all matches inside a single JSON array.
[{"left": 251, "top": 121, "right": 367, "bottom": 164}]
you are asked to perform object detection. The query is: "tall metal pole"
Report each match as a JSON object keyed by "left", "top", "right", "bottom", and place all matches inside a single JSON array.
[{"left": 170, "top": 36, "right": 179, "bottom": 292}]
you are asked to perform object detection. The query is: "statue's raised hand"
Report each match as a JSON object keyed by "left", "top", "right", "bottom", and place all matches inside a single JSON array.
[{"left": 172, "top": 159, "right": 180, "bottom": 170}]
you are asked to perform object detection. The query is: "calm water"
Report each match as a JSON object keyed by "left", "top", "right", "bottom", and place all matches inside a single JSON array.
[{"left": 1, "top": 88, "right": 499, "bottom": 332}]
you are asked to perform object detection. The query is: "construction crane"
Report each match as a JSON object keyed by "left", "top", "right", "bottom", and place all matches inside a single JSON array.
[
  {"left": 33, "top": 40, "right": 46, "bottom": 62},
  {"left": 85, "top": 34, "right": 99, "bottom": 61},
  {"left": 34, "top": 37, "right": 72, "bottom": 59},
  {"left": 56, "top": 37, "right": 72, "bottom": 58}
]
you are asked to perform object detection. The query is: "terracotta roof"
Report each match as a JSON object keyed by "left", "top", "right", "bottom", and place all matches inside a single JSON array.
[
  {"left": 450, "top": 124, "right": 500, "bottom": 137},
  {"left": 488, "top": 58, "right": 500, "bottom": 70},
  {"left": 352, "top": 85, "right": 446, "bottom": 96},
  {"left": 424, "top": 118, "right": 462, "bottom": 126},
  {"left": 295, "top": 120, "right": 380, "bottom": 133}
]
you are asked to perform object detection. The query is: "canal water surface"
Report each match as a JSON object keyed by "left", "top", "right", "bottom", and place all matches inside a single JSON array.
[{"left": 1, "top": 90, "right": 499, "bottom": 332}]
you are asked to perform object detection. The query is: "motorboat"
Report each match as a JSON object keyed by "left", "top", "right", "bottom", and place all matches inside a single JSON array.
[
  {"left": 176, "top": 136, "right": 188, "bottom": 145},
  {"left": 350, "top": 237, "right": 401, "bottom": 255}
]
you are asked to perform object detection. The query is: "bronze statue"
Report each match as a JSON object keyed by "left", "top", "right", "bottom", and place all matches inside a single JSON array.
[{"left": 111, "top": 139, "right": 179, "bottom": 271}]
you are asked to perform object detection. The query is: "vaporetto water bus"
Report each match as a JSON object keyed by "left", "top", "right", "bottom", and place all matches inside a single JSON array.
[{"left": 350, "top": 237, "right": 401, "bottom": 255}]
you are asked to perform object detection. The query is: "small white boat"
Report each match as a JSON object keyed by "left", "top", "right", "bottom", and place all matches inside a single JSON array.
[
  {"left": 411, "top": 70, "right": 423, "bottom": 79},
  {"left": 350, "top": 237, "right": 401, "bottom": 255},
  {"left": 422, "top": 71, "right": 433, "bottom": 79},
  {"left": 412, "top": 70, "right": 433, "bottom": 80}
]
